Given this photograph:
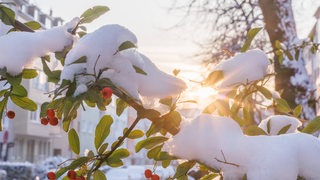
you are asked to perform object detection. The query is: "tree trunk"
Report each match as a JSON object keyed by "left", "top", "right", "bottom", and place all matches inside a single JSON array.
[{"left": 258, "top": 0, "right": 316, "bottom": 119}]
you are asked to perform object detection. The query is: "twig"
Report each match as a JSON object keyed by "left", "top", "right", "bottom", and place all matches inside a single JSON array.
[
  {"left": 91, "top": 115, "right": 142, "bottom": 172},
  {"left": 214, "top": 150, "right": 240, "bottom": 168}
]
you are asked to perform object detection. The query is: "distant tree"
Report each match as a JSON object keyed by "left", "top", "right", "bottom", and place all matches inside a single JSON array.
[{"left": 172, "top": 0, "right": 319, "bottom": 119}]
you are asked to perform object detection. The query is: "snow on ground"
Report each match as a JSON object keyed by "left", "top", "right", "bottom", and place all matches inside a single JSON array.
[
  {"left": 258, "top": 115, "right": 302, "bottom": 135},
  {"left": 212, "top": 49, "right": 269, "bottom": 88},
  {"left": 0, "top": 18, "right": 79, "bottom": 76},
  {"left": 166, "top": 114, "right": 320, "bottom": 180},
  {"left": 61, "top": 24, "right": 186, "bottom": 100}
]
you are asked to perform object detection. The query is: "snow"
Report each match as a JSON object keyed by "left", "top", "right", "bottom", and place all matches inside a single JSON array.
[
  {"left": 0, "top": 17, "right": 79, "bottom": 76},
  {"left": 61, "top": 24, "right": 186, "bottom": 100},
  {"left": 258, "top": 115, "right": 302, "bottom": 135},
  {"left": 166, "top": 114, "right": 320, "bottom": 179},
  {"left": 212, "top": 49, "right": 269, "bottom": 88}
]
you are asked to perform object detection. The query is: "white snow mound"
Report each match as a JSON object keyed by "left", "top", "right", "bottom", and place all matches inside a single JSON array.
[
  {"left": 167, "top": 114, "right": 320, "bottom": 180},
  {"left": 61, "top": 24, "right": 187, "bottom": 100},
  {"left": 258, "top": 115, "right": 302, "bottom": 135},
  {"left": 0, "top": 18, "right": 79, "bottom": 75},
  {"left": 213, "top": 49, "right": 269, "bottom": 88}
]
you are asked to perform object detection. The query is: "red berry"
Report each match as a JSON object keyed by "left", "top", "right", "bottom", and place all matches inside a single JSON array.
[
  {"left": 47, "top": 109, "right": 55, "bottom": 118},
  {"left": 151, "top": 174, "right": 160, "bottom": 180},
  {"left": 67, "top": 170, "right": 77, "bottom": 179},
  {"left": 101, "top": 87, "right": 112, "bottom": 99},
  {"left": 144, "top": 169, "right": 153, "bottom": 178},
  {"left": 41, "top": 118, "right": 49, "bottom": 125},
  {"left": 49, "top": 117, "right": 59, "bottom": 126},
  {"left": 47, "top": 171, "right": 56, "bottom": 179},
  {"left": 6, "top": 111, "right": 15, "bottom": 119}
]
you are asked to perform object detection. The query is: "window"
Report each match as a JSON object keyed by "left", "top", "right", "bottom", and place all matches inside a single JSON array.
[
  {"left": 30, "top": 104, "right": 40, "bottom": 122},
  {"left": 33, "top": 71, "right": 49, "bottom": 91}
]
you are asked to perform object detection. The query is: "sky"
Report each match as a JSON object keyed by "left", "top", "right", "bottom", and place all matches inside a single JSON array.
[
  {"left": 31, "top": 0, "right": 201, "bottom": 77},
  {"left": 30, "top": 0, "right": 320, "bottom": 81}
]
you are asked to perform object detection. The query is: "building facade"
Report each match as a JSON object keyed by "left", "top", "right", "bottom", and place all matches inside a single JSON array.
[{"left": 0, "top": 0, "right": 69, "bottom": 163}]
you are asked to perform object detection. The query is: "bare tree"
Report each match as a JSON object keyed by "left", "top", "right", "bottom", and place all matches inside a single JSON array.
[
  {"left": 171, "top": 0, "right": 268, "bottom": 63},
  {"left": 173, "top": 0, "right": 318, "bottom": 119}
]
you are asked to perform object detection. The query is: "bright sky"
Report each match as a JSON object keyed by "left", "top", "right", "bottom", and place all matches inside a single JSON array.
[
  {"left": 31, "top": 0, "right": 320, "bottom": 82},
  {"left": 31, "top": 0, "right": 202, "bottom": 78}
]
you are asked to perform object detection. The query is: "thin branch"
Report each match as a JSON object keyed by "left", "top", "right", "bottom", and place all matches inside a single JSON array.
[{"left": 214, "top": 150, "right": 240, "bottom": 168}]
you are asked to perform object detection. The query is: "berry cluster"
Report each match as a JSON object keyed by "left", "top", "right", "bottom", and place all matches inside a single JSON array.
[
  {"left": 41, "top": 109, "right": 59, "bottom": 126},
  {"left": 6, "top": 110, "right": 15, "bottom": 119},
  {"left": 47, "top": 170, "right": 85, "bottom": 180},
  {"left": 144, "top": 169, "right": 160, "bottom": 180},
  {"left": 101, "top": 87, "right": 112, "bottom": 99}
]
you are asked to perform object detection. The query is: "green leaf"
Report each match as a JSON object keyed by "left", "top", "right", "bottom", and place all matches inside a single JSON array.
[
  {"left": 40, "top": 102, "right": 49, "bottom": 118},
  {"left": 293, "top": 105, "right": 302, "bottom": 117},
  {"left": 68, "top": 128, "right": 80, "bottom": 155},
  {"left": 70, "top": 56, "right": 87, "bottom": 65},
  {"left": 128, "top": 129, "right": 144, "bottom": 139},
  {"left": 118, "top": 41, "right": 136, "bottom": 51},
  {"left": 132, "top": 65, "right": 147, "bottom": 75},
  {"left": 24, "top": 21, "right": 41, "bottom": 30},
  {"left": 244, "top": 125, "right": 267, "bottom": 136},
  {"left": 275, "top": 98, "right": 291, "bottom": 113},
  {"left": 98, "top": 143, "right": 108, "bottom": 154},
  {"left": 266, "top": 120, "right": 271, "bottom": 134},
  {"left": 0, "top": 97, "right": 8, "bottom": 130},
  {"left": 284, "top": 50, "right": 293, "bottom": 61},
  {"left": 93, "top": 170, "right": 106, "bottom": 180},
  {"left": 159, "top": 97, "right": 173, "bottom": 107},
  {"left": 56, "top": 157, "right": 89, "bottom": 178},
  {"left": 106, "top": 158, "right": 123, "bottom": 167},
  {"left": 10, "top": 95, "right": 37, "bottom": 111},
  {"left": 240, "top": 27, "right": 263, "bottom": 52},
  {"left": 203, "top": 70, "right": 224, "bottom": 87},
  {"left": 116, "top": 99, "right": 128, "bottom": 116},
  {"left": 256, "top": 85, "right": 272, "bottom": 99},
  {"left": 80, "top": 6, "right": 109, "bottom": 24},
  {"left": 147, "top": 145, "right": 162, "bottom": 159},
  {"left": 0, "top": 5, "right": 15, "bottom": 25},
  {"left": 22, "top": 69, "right": 38, "bottom": 79},
  {"left": 94, "top": 115, "right": 113, "bottom": 150},
  {"left": 135, "top": 136, "right": 168, "bottom": 152},
  {"left": 173, "top": 161, "right": 196, "bottom": 179},
  {"left": 302, "top": 116, "right": 320, "bottom": 134},
  {"left": 154, "top": 151, "right": 176, "bottom": 161},
  {"left": 277, "top": 124, "right": 292, "bottom": 135},
  {"left": 162, "top": 160, "right": 171, "bottom": 168},
  {"left": 109, "top": 148, "right": 130, "bottom": 159},
  {"left": 200, "top": 174, "right": 219, "bottom": 180}
]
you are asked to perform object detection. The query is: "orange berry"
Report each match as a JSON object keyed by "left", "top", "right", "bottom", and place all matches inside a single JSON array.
[
  {"left": 67, "top": 170, "right": 77, "bottom": 179},
  {"left": 151, "top": 174, "right": 160, "bottom": 180},
  {"left": 144, "top": 169, "right": 153, "bottom": 178},
  {"left": 47, "top": 171, "right": 56, "bottom": 179},
  {"left": 101, "top": 87, "right": 112, "bottom": 99},
  {"left": 47, "top": 109, "right": 55, "bottom": 118},
  {"left": 49, "top": 117, "right": 59, "bottom": 126},
  {"left": 6, "top": 111, "right": 15, "bottom": 119},
  {"left": 41, "top": 118, "right": 49, "bottom": 125}
]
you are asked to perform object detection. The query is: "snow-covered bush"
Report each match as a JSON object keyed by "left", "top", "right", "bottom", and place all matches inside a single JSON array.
[
  {"left": 0, "top": 4, "right": 319, "bottom": 180},
  {"left": 33, "top": 156, "right": 67, "bottom": 180},
  {"left": 0, "top": 162, "right": 32, "bottom": 180}
]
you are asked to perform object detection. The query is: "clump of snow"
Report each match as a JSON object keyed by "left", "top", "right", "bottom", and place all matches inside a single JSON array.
[
  {"left": 61, "top": 24, "right": 186, "bottom": 100},
  {"left": 166, "top": 114, "right": 320, "bottom": 179},
  {"left": 258, "top": 115, "right": 302, "bottom": 135},
  {"left": 73, "top": 83, "right": 88, "bottom": 96},
  {"left": 0, "top": 18, "right": 80, "bottom": 75},
  {"left": 212, "top": 49, "right": 269, "bottom": 88}
]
